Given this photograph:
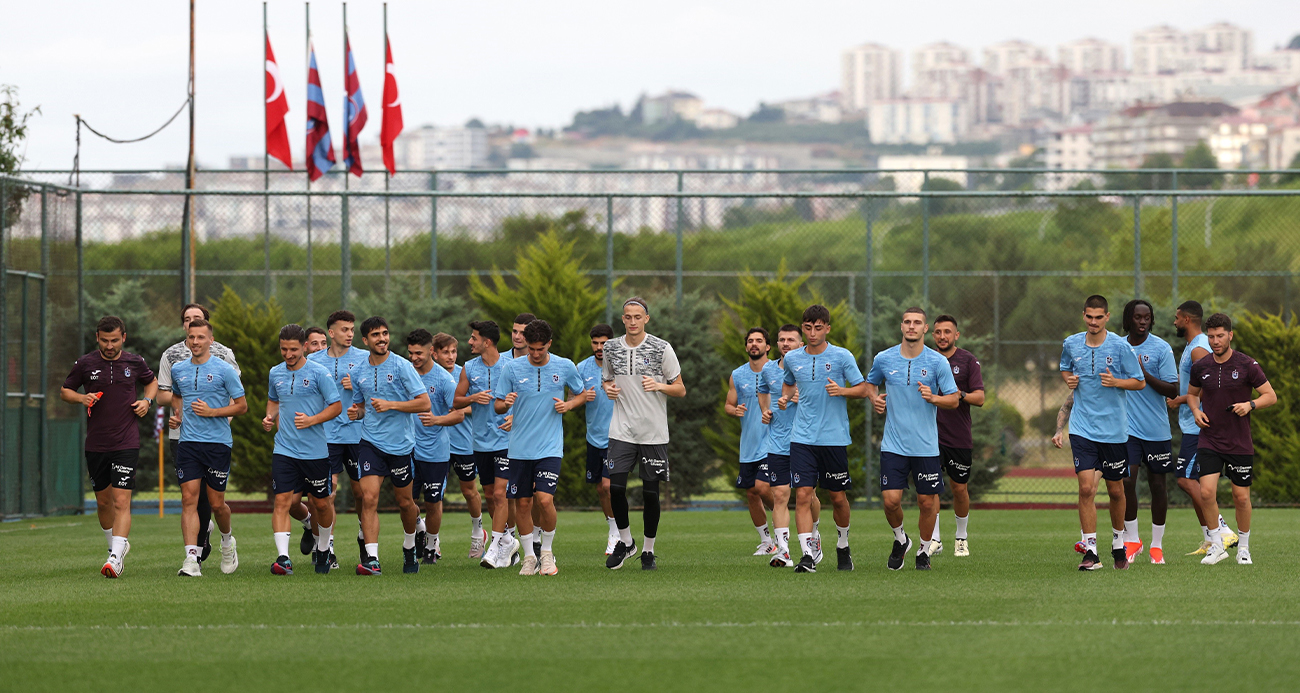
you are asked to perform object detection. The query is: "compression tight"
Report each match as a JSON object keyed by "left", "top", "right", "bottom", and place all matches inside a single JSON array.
[{"left": 609, "top": 473, "right": 661, "bottom": 539}]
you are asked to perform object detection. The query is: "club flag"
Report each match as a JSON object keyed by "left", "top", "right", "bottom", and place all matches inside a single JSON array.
[
  {"left": 380, "top": 35, "right": 404, "bottom": 177},
  {"left": 265, "top": 36, "right": 292, "bottom": 169},
  {"left": 343, "top": 33, "right": 368, "bottom": 177},
  {"left": 306, "top": 41, "right": 335, "bottom": 182}
]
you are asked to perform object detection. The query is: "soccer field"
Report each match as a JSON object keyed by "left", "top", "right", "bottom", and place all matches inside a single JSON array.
[{"left": 2, "top": 509, "right": 1297, "bottom": 692}]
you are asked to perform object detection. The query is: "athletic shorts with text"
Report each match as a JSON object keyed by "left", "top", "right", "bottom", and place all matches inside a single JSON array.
[
  {"left": 508, "top": 457, "right": 561, "bottom": 498},
  {"left": 450, "top": 453, "right": 477, "bottom": 483},
  {"left": 789, "top": 443, "right": 850, "bottom": 492},
  {"left": 1196, "top": 450, "right": 1253, "bottom": 487},
  {"left": 765, "top": 453, "right": 791, "bottom": 486},
  {"left": 735, "top": 460, "right": 771, "bottom": 489},
  {"left": 271, "top": 454, "right": 332, "bottom": 498},
  {"left": 356, "top": 439, "right": 414, "bottom": 488},
  {"left": 1127, "top": 436, "right": 1174, "bottom": 474},
  {"left": 175, "top": 442, "right": 232, "bottom": 492},
  {"left": 938, "top": 445, "right": 972, "bottom": 485},
  {"left": 880, "top": 451, "right": 944, "bottom": 494},
  {"left": 414, "top": 459, "right": 449, "bottom": 503},
  {"left": 86, "top": 449, "right": 138, "bottom": 492},
  {"left": 585, "top": 443, "right": 610, "bottom": 484},
  {"left": 607, "top": 439, "right": 669, "bottom": 482},
  {"left": 1069, "top": 435, "right": 1129, "bottom": 482},
  {"left": 474, "top": 450, "right": 506, "bottom": 486},
  {"left": 329, "top": 442, "right": 359, "bottom": 481}
]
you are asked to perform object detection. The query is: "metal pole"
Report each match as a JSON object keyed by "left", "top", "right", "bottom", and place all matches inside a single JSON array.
[
  {"left": 76, "top": 190, "right": 85, "bottom": 354},
  {"left": 429, "top": 171, "right": 438, "bottom": 298},
  {"left": 1133, "top": 196, "right": 1142, "bottom": 297},
  {"left": 305, "top": 1, "right": 313, "bottom": 321},
  {"left": 863, "top": 198, "right": 875, "bottom": 506},
  {"left": 992, "top": 272, "right": 1000, "bottom": 389},
  {"left": 185, "top": 0, "right": 196, "bottom": 303},
  {"left": 341, "top": 2, "right": 350, "bottom": 309},
  {"left": 922, "top": 170, "right": 930, "bottom": 306},
  {"left": 263, "top": 2, "right": 272, "bottom": 300},
  {"left": 0, "top": 180, "right": 6, "bottom": 514},
  {"left": 383, "top": 3, "right": 390, "bottom": 294},
  {"left": 39, "top": 187, "right": 50, "bottom": 513},
  {"left": 1170, "top": 172, "right": 1178, "bottom": 306},
  {"left": 675, "top": 172, "right": 684, "bottom": 310},
  {"left": 606, "top": 196, "right": 614, "bottom": 325}
]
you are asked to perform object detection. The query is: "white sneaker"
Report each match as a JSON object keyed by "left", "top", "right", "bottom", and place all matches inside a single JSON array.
[
  {"left": 1201, "top": 544, "right": 1229, "bottom": 565},
  {"left": 539, "top": 550, "right": 558, "bottom": 576},
  {"left": 605, "top": 533, "right": 618, "bottom": 556},
  {"left": 219, "top": 537, "right": 239, "bottom": 574},
  {"left": 101, "top": 553, "right": 123, "bottom": 578},
  {"left": 480, "top": 537, "right": 501, "bottom": 569},
  {"left": 924, "top": 540, "right": 943, "bottom": 556},
  {"left": 769, "top": 549, "right": 794, "bottom": 567},
  {"left": 495, "top": 536, "right": 520, "bottom": 569},
  {"left": 753, "top": 540, "right": 778, "bottom": 556},
  {"left": 177, "top": 555, "right": 202, "bottom": 577},
  {"left": 469, "top": 528, "right": 487, "bottom": 559},
  {"left": 121, "top": 538, "right": 131, "bottom": 560},
  {"left": 1237, "top": 548, "right": 1253, "bottom": 565},
  {"left": 954, "top": 538, "right": 970, "bottom": 557},
  {"left": 519, "top": 554, "right": 540, "bottom": 575}
]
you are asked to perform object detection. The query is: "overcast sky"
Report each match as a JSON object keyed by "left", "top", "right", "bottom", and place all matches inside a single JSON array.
[{"left": 3, "top": 0, "right": 1295, "bottom": 170}]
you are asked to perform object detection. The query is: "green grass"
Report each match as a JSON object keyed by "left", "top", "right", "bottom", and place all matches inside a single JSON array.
[{"left": 2, "top": 509, "right": 1298, "bottom": 692}]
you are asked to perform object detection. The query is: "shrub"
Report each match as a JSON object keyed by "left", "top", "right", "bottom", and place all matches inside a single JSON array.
[{"left": 1230, "top": 311, "right": 1300, "bottom": 503}]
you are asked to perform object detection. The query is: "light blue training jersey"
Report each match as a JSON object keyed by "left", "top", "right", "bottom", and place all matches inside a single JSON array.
[
  {"left": 493, "top": 354, "right": 584, "bottom": 461},
  {"left": 1178, "top": 332, "right": 1212, "bottom": 436},
  {"left": 576, "top": 355, "right": 612, "bottom": 449},
  {"left": 1059, "top": 331, "right": 1144, "bottom": 444},
  {"left": 446, "top": 364, "right": 474, "bottom": 456},
  {"left": 1125, "top": 333, "right": 1177, "bottom": 442},
  {"left": 758, "top": 359, "right": 795, "bottom": 456},
  {"left": 782, "top": 343, "right": 865, "bottom": 447},
  {"left": 350, "top": 352, "right": 427, "bottom": 455},
  {"left": 173, "top": 356, "right": 245, "bottom": 447},
  {"left": 307, "top": 346, "right": 369, "bottom": 445},
  {"left": 412, "top": 365, "right": 458, "bottom": 463},
  {"left": 267, "top": 359, "right": 340, "bottom": 459},
  {"left": 732, "top": 362, "right": 769, "bottom": 464},
  {"left": 866, "top": 344, "right": 959, "bottom": 457},
  {"left": 464, "top": 352, "right": 513, "bottom": 452}
]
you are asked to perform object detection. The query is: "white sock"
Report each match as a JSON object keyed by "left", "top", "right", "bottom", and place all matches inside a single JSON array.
[
  {"left": 755, "top": 524, "right": 770, "bottom": 543},
  {"left": 328, "top": 536, "right": 335, "bottom": 550},
  {"left": 509, "top": 525, "right": 519, "bottom": 539},
  {"left": 1111, "top": 528, "right": 1124, "bottom": 550},
  {"left": 541, "top": 530, "right": 554, "bottom": 552},
  {"left": 891, "top": 524, "right": 906, "bottom": 544},
  {"left": 798, "top": 532, "right": 814, "bottom": 557},
  {"left": 523, "top": 537, "right": 536, "bottom": 559},
  {"left": 836, "top": 524, "right": 850, "bottom": 549},
  {"left": 365, "top": 542, "right": 379, "bottom": 559},
  {"left": 317, "top": 524, "right": 333, "bottom": 552},
  {"left": 1202, "top": 525, "right": 1211, "bottom": 542},
  {"left": 1080, "top": 529, "right": 1087, "bottom": 543},
  {"left": 643, "top": 536, "right": 655, "bottom": 553},
  {"left": 1123, "top": 519, "right": 1139, "bottom": 544},
  {"left": 1209, "top": 527, "right": 1223, "bottom": 550},
  {"left": 1238, "top": 530, "right": 1250, "bottom": 551},
  {"left": 103, "top": 527, "right": 114, "bottom": 550},
  {"left": 532, "top": 527, "right": 542, "bottom": 544},
  {"left": 1218, "top": 515, "right": 1232, "bottom": 533},
  {"left": 300, "top": 516, "right": 312, "bottom": 531},
  {"left": 931, "top": 515, "right": 940, "bottom": 543},
  {"left": 110, "top": 535, "right": 126, "bottom": 557},
  {"left": 220, "top": 531, "right": 233, "bottom": 548},
  {"left": 813, "top": 519, "right": 820, "bottom": 535},
  {"left": 471, "top": 515, "right": 483, "bottom": 534},
  {"left": 618, "top": 527, "right": 633, "bottom": 545},
  {"left": 775, "top": 527, "right": 790, "bottom": 550},
  {"left": 955, "top": 514, "right": 969, "bottom": 540},
  {"left": 430, "top": 532, "right": 439, "bottom": 548},
  {"left": 491, "top": 530, "right": 505, "bottom": 544},
  {"left": 208, "top": 519, "right": 216, "bottom": 534},
  {"left": 1151, "top": 523, "right": 1165, "bottom": 549},
  {"left": 185, "top": 544, "right": 199, "bottom": 558},
  {"left": 1083, "top": 532, "right": 1097, "bottom": 551},
  {"left": 273, "top": 532, "right": 290, "bottom": 557},
  {"left": 403, "top": 532, "right": 416, "bottom": 550},
  {"left": 416, "top": 517, "right": 427, "bottom": 534},
  {"left": 606, "top": 516, "right": 618, "bottom": 535}
]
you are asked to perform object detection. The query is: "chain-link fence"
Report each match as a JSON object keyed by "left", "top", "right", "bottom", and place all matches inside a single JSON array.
[{"left": 5, "top": 169, "right": 1300, "bottom": 515}]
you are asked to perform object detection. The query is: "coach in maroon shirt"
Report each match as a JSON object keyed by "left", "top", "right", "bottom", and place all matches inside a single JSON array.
[
  {"left": 60, "top": 315, "right": 158, "bottom": 578},
  {"left": 931, "top": 315, "right": 985, "bottom": 557},
  {"left": 1186, "top": 312, "right": 1276, "bottom": 567}
]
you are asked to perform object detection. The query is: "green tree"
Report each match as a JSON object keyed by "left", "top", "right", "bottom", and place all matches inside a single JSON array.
[
  {"left": 1, "top": 85, "right": 39, "bottom": 226},
  {"left": 208, "top": 286, "right": 284, "bottom": 495},
  {"left": 1229, "top": 311, "right": 1300, "bottom": 503},
  {"left": 350, "top": 290, "right": 474, "bottom": 360},
  {"left": 1181, "top": 140, "right": 1219, "bottom": 189}
]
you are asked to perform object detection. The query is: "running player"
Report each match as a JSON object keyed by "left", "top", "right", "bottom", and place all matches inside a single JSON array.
[
  {"left": 779, "top": 304, "right": 867, "bottom": 573},
  {"left": 307, "top": 310, "right": 371, "bottom": 568},
  {"left": 727, "top": 327, "right": 776, "bottom": 556},
  {"left": 491, "top": 319, "right": 587, "bottom": 575},
  {"left": 1166, "top": 301, "right": 1238, "bottom": 555},
  {"left": 1117, "top": 300, "right": 1179, "bottom": 564},
  {"left": 603, "top": 297, "right": 687, "bottom": 571},
  {"left": 262, "top": 324, "right": 341, "bottom": 575},
  {"left": 458, "top": 320, "right": 521, "bottom": 568},
  {"left": 346, "top": 316, "right": 431, "bottom": 575},
  {"left": 1059, "top": 295, "right": 1145, "bottom": 571},
  {"left": 867, "top": 307, "right": 960, "bottom": 571},
  {"left": 1186, "top": 313, "right": 1276, "bottom": 566},
  {"left": 60, "top": 315, "right": 158, "bottom": 578},
  {"left": 157, "top": 303, "right": 240, "bottom": 566},
  {"left": 293, "top": 324, "right": 329, "bottom": 551},
  {"left": 434, "top": 332, "right": 485, "bottom": 559},
  {"left": 407, "top": 330, "right": 467, "bottom": 566},
  {"left": 305, "top": 327, "right": 329, "bottom": 355},
  {"left": 930, "top": 314, "right": 984, "bottom": 558},
  {"left": 760, "top": 324, "right": 822, "bottom": 568},
  {"left": 576, "top": 323, "right": 619, "bottom": 554},
  {"left": 169, "top": 319, "right": 248, "bottom": 577}
]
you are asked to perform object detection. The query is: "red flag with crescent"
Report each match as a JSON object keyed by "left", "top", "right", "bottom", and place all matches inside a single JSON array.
[
  {"left": 265, "top": 35, "right": 292, "bottom": 169},
  {"left": 380, "top": 35, "right": 404, "bottom": 177}
]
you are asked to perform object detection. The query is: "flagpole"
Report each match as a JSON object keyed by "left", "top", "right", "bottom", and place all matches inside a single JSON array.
[
  {"left": 305, "top": 2, "right": 313, "bottom": 321},
  {"left": 182, "top": 0, "right": 197, "bottom": 304},
  {"left": 263, "top": 2, "right": 272, "bottom": 300},
  {"left": 383, "top": 2, "right": 390, "bottom": 293},
  {"left": 340, "top": 1, "right": 350, "bottom": 309}
]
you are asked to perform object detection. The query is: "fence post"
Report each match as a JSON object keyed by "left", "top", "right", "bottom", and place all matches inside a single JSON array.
[
  {"left": 180, "top": 194, "right": 191, "bottom": 308},
  {"left": 76, "top": 190, "right": 85, "bottom": 354},
  {"left": 1170, "top": 172, "right": 1178, "bottom": 306},
  {"left": 863, "top": 197, "right": 876, "bottom": 508},
  {"left": 992, "top": 271, "right": 1000, "bottom": 389},
  {"left": 39, "top": 187, "right": 50, "bottom": 514},
  {"left": 1132, "top": 196, "right": 1142, "bottom": 297},
  {"left": 921, "top": 174, "right": 930, "bottom": 307},
  {"left": 305, "top": 174, "right": 314, "bottom": 322},
  {"left": 606, "top": 196, "right": 614, "bottom": 325},
  {"left": 341, "top": 184, "right": 351, "bottom": 309},
  {"left": 675, "top": 172, "right": 684, "bottom": 310},
  {"left": 0, "top": 180, "right": 6, "bottom": 515},
  {"left": 429, "top": 171, "right": 438, "bottom": 299}
]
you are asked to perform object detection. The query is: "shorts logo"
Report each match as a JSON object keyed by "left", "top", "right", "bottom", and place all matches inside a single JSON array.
[
  {"left": 363, "top": 461, "right": 371, "bottom": 471},
  {"left": 510, "top": 484, "right": 518, "bottom": 495},
  {"left": 793, "top": 473, "right": 801, "bottom": 484},
  {"left": 177, "top": 468, "right": 184, "bottom": 479},
  {"left": 1231, "top": 370, "right": 1239, "bottom": 380},
  {"left": 881, "top": 474, "right": 888, "bottom": 485},
  {"left": 952, "top": 366, "right": 960, "bottom": 375}
]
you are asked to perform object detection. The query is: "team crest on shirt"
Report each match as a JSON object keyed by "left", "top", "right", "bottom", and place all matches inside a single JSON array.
[
  {"left": 920, "top": 368, "right": 927, "bottom": 377},
  {"left": 1105, "top": 355, "right": 1113, "bottom": 365},
  {"left": 824, "top": 362, "right": 832, "bottom": 372},
  {"left": 1232, "top": 370, "right": 1240, "bottom": 380},
  {"left": 387, "top": 374, "right": 394, "bottom": 382},
  {"left": 952, "top": 366, "right": 960, "bottom": 375},
  {"left": 124, "top": 368, "right": 131, "bottom": 378},
  {"left": 1141, "top": 354, "right": 1150, "bottom": 363},
  {"left": 552, "top": 373, "right": 560, "bottom": 383},
  {"left": 206, "top": 374, "right": 213, "bottom": 382}
]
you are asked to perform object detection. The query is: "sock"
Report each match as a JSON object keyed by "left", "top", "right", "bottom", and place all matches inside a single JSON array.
[
  {"left": 1202, "top": 525, "right": 1211, "bottom": 542},
  {"left": 1111, "top": 528, "right": 1124, "bottom": 550},
  {"left": 643, "top": 536, "right": 655, "bottom": 554},
  {"left": 1151, "top": 523, "right": 1165, "bottom": 550},
  {"left": 1238, "top": 530, "right": 1250, "bottom": 551},
  {"left": 430, "top": 532, "right": 440, "bottom": 549},
  {"left": 185, "top": 544, "right": 200, "bottom": 558},
  {"left": 365, "top": 542, "right": 379, "bottom": 559},
  {"left": 317, "top": 524, "right": 333, "bottom": 552},
  {"left": 221, "top": 531, "right": 233, "bottom": 548},
  {"left": 110, "top": 535, "right": 126, "bottom": 557},
  {"left": 1124, "top": 519, "right": 1139, "bottom": 544},
  {"left": 932, "top": 515, "right": 940, "bottom": 543},
  {"left": 471, "top": 515, "right": 483, "bottom": 534},
  {"left": 755, "top": 524, "right": 771, "bottom": 543},
  {"left": 618, "top": 527, "right": 633, "bottom": 545},
  {"left": 532, "top": 527, "right": 542, "bottom": 544},
  {"left": 1083, "top": 532, "right": 1097, "bottom": 552},
  {"left": 541, "top": 530, "right": 555, "bottom": 552},
  {"left": 1209, "top": 527, "right": 1223, "bottom": 550},
  {"left": 273, "top": 532, "right": 290, "bottom": 557},
  {"left": 814, "top": 519, "right": 820, "bottom": 536},
  {"left": 955, "top": 514, "right": 969, "bottom": 540},
  {"left": 606, "top": 516, "right": 618, "bottom": 535},
  {"left": 891, "top": 524, "right": 906, "bottom": 544},
  {"left": 523, "top": 537, "right": 536, "bottom": 559},
  {"left": 328, "top": 536, "right": 335, "bottom": 550},
  {"left": 509, "top": 526, "right": 519, "bottom": 540},
  {"left": 403, "top": 532, "right": 416, "bottom": 550},
  {"left": 775, "top": 527, "right": 790, "bottom": 550},
  {"left": 798, "top": 532, "right": 815, "bottom": 557},
  {"left": 300, "top": 516, "right": 312, "bottom": 531},
  {"left": 836, "top": 524, "right": 850, "bottom": 549},
  {"left": 1218, "top": 515, "right": 1232, "bottom": 532},
  {"left": 103, "top": 527, "right": 114, "bottom": 550},
  {"left": 416, "top": 517, "right": 427, "bottom": 534},
  {"left": 1080, "top": 529, "right": 1087, "bottom": 543},
  {"left": 491, "top": 530, "right": 505, "bottom": 546}
]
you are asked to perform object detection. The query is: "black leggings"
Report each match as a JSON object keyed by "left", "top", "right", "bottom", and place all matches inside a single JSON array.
[{"left": 609, "top": 472, "right": 660, "bottom": 539}]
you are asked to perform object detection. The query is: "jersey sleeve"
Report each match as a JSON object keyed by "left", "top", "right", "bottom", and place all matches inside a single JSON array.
[
  {"left": 936, "top": 357, "right": 958, "bottom": 395},
  {"left": 866, "top": 352, "right": 885, "bottom": 386},
  {"left": 783, "top": 357, "right": 795, "bottom": 386},
  {"left": 318, "top": 365, "right": 341, "bottom": 405},
  {"left": 1120, "top": 345, "right": 1144, "bottom": 381},
  {"left": 841, "top": 349, "right": 865, "bottom": 386},
  {"left": 401, "top": 362, "right": 426, "bottom": 400},
  {"left": 1157, "top": 345, "right": 1178, "bottom": 383},
  {"left": 1247, "top": 359, "right": 1268, "bottom": 389},
  {"left": 224, "top": 363, "right": 247, "bottom": 400},
  {"left": 492, "top": 363, "right": 514, "bottom": 400},
  {"left": 601, "top": 352, "right": 614, "bottom": 382},
  {"left": 62, "top": 360, "right": 84, "bottom": 391},
  {"left": 564, "top": 362, "right": 584, "bottom": 394},
  {"left": 967, "top": 356, "right": 985, "bottom": 392},
  {"left": 220, "top": 346, "right": 241, "bottom": 375},
  {"left": 1189, "top": 359, "right": 1206, "bottom": 387},
  {"left": 266, "top": 369, "right": 279, "bottom": 402},
  {"left": 757, "top": 368, "right": 771, "bottom": 394},
  {"left": 134, "top": 355, "right": 157, "bottom": 384},
  {"left": 157, "top": 354, "right": 174, "bottom": 391},
  {"left": 662, "top": 343, "right": 682, "bottom": 384},
  {"left": 1058, "top": 340, "right": 1073, "bottom": 372}
]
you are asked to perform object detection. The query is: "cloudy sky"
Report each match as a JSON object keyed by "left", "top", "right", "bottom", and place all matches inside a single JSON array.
[{"left": 3, "top": 0, "right": 1294, "bottom": 170}]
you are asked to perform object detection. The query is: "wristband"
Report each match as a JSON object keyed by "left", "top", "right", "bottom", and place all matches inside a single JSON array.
[{"left": 1249, "top": 400, "right": 1256, "bottom": 410}]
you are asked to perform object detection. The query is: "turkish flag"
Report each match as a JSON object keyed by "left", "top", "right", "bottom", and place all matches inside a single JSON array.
[
  {"left": 265, "top": 35, "right": 292, "bottom": 169},
  {"left": 380, "top": 35, "right": 403, "bottom": 177}
]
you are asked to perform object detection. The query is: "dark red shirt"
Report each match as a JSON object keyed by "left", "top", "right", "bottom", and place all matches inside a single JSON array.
[
  {"left": 62, "top": 351, "right": 156, "bottom": 452},
  {"left": 1190, "top": 350, "right": 1267, "bottom": 455},
  {"left": 937, "top": 348, "right": 984, "bottom": 450}
]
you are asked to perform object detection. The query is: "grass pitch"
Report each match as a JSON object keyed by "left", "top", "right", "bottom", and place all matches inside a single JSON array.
[{"left": 2, "top": 508, "right": 1298, "bottom": 692}]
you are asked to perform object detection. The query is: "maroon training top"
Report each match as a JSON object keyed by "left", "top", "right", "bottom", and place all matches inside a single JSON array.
[
  {"left": 1190, "top": 350, "right": 1267, "bottom": 455},
  {"left": 62, "top": 350, "right": 156, "bottom": 452},
  {"left": 937, "top": 347, "right": 984, "bottom": 450}
]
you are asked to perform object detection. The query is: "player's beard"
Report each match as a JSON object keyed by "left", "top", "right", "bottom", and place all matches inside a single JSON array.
[
  {"left": 748, "top": 350, "right": 764, "bottom": 361},
  {"left": 1176, "top": 326, "right": 1187, "bottom": 338}
]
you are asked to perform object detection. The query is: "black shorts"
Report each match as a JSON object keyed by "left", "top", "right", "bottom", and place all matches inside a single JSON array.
[
  {"left": 271, "top": 454, "right": 332, "bottom": 498},
  {"left": 1127, "top": 437, "right": 1174, "bottom": 474},
  {"left": 175, "top": 442, "right": 232, "bottom": 492},
  {"left": 329, "top": 442, "right": 359, "bottom": 480},
  {"left": 1176, "top": 434, "right": 1200, "bottom": 480},
  {"left": 86, "top": 449, "right": 138, "bottom": 492},
  {"left": 1196, "top": 450, "right": 1253, "bottom": 487},
  {"left": 414, "top": 459, "right": 449, "bottom": 503},
  {"left": 765, "top": 453, "right": 791, "bottom": 486},
  {"left": 939, "top": 446, "right": 972, "bottom": 485},
  {"left": 475, "top": 450, "right": 506, "bottom": 486},
  {"left": 585, "top": 443, "right": 610, "bottom": 484},
  {"left": 508, "top": 457, "right": 561, "bottom": 498},
  {"left": 450, "top": 453, "right": 477, "bottom": 483},
  {"left": 607, "top": 439, "right": 670, "bottom": 482},
  {"left": 356, "top": 439, "right": 413, "bottom": 488},
  {"left": 1069, "top": 435, "right": 1129, "bottom": 482},
  {"left": 789, "top": 443, "right": 851, "bottom": 492},
  {"left": 736, "top": 461, "right": 771, "bottom": 489},
  {"left": 880, "top": 451, "right": 944, "bottom": 495}
]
